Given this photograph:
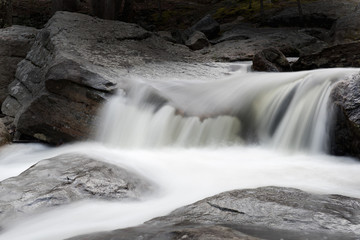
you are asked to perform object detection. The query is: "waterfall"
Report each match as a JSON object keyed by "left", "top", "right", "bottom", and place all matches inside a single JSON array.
[
  {"left": 2, "top": 64, "right": 360, "bottom": 240},
  {"left": 96, "top": 65, "right": 357, "bottom": 153}
]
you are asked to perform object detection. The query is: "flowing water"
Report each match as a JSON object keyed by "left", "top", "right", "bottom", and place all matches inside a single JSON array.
[{"left": 1, "top": 63, "right": 360, "bottom": 240}]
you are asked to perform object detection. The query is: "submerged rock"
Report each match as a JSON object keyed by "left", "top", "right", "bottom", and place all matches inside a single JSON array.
[
  {"left": 331, "top": 73, "right": 360, "bottom": 158},
  {"left": 0, "top": 25, "right": 38, "bottom": 107},
  {"left": 0, "top": 153, "right": 153, "bottom": 224},
  {"left": 68, "top": 186, "right": 360, "bottom": 240},
  {"left": 292, "top": 42, "right": 360, "bottom": 71},
  {"left": 1, "top": 11, "right": 198, "bottom": 144},
  {"left": 252, "top": 48, "right": 291, "bottom": 72}
]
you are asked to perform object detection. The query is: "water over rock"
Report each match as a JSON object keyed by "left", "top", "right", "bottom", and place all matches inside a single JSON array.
[
  {"left": 68, "top": 186, "right": 360, "bottom": 240},
  {"left": 0, "top": 25, "right": 38, "bottom": 107},
  {"left": 0, "top": 153, "right": 153, "bottom": 225},
  {"left": 1, "top": 11, "right": 199, "bottom": 144},
  {"left": 331, "top": 73, "right": 360, "bottom": 158}
]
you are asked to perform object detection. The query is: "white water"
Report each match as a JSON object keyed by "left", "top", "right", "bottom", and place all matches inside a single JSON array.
[{"left": 1, "top": 64, "right": 360, "bottom": 240}]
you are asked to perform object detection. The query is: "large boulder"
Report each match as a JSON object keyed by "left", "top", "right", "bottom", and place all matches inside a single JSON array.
[
  {"left": 292, "top": 42, "right": 360, "bottom": 71},
  {"left": 0, "top": 153, "right": 153, "bottom": 224},
  {"left": 252, "top": 48, "right": 291, "bottom": 72},
  {"left": 0, "top": 25, "right": 38, "bottom": 107},
  {"left": 188, "top": 14, "right": 220, "bottom": 40},
  {"left": 331, "top": 73, "right": 360, "bottom": 158},
  {"left": 1, "top": 11, "right": 198, "bottom": 144},
  {"left": 69, "top": 186, "right": 360, "bottom": 240}
]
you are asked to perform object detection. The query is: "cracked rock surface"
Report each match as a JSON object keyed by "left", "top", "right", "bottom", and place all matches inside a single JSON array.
[
  {"left": 1, "top": 11, "right": 202, "bottom": 144},
  {"left": 0, "top": 153, "right": 153, "bottom": 225},
  {"left": 69, "top": 186, "right": 360, "bottom": 240}
]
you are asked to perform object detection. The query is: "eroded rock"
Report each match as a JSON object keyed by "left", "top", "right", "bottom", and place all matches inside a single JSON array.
[
  {"left": 0, "top": 153, "right": 153, "bottom": 224},
  {"left": 1, "top": 11, "right": 198, "bottom": 144},
  {"left": 185, "top": 31, "right": 209, "bottom": 51},
  {"left": 68, "top": 186, "right": 360, "bottom": 240},
  {"left": 0, "top": 25, "right": 38, "bottom": 107}
]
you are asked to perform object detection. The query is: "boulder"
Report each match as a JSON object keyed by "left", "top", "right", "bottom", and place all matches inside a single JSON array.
[
  {"left": 252, "top": 48, "right": 291, "bottom": 72},
  {"left": 1, "top": 11, "right": 199, "bottom": 144},
  {"left": 185, "top": 31, "right": 209, "bottom": 51},
  {"left": 0, "top": 153, "right": 153, "bottom": 224},
  {"left": 189, "top": 14, "right": 220, "bottom": 40},
  {"left": 0, "top": 25, "right": 38, "bottom": 107},
  {"left": 292, "top": 42, "right": 360, "bottom": 71},
  {"left": 68, "top": 186, "right": 360, "bottom": 240},
  {"left": 331, "top": 73, "right": 360, "bottom": 158}
]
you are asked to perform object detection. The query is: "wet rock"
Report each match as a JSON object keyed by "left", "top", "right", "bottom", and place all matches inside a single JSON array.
[
  {"left": 0, "top": 153, "right": 153, "bottom": 224},
  {"left": 1, "top": 11, "right": 198, "bottom": 144},
  {"left": 68, "top": 186, "right": 360, "bottom": 240},
  {"left": 0, "top": 25, "right": 38, "bottom": 107},
  {"left": 0, "top": 119, "right": 10, "bottom": 146},
  {"left": 331, "top": 73, "right": 360, "bottom": 158},
  {"left": 252, "top": 48, "right": 291, "bottom": 72},
  {"left": 185, "top": 31, "right": 209, "bottom": 51},
  {"left": 292, "top": 42, "right": 360, "bottom": 71}
]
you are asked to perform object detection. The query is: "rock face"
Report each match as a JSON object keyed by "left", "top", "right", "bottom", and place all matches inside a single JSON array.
[
  {"left": 331, "top": 73, "right": 360, "bottom": 158},
  {"left": 252, "top": 48, "right": 291, "bottom": 72},
  {"left": 0, "top": 25, "right": 38, "bottom": 107},
  {"left": 1, "top": 11, "right": 198, "bottom": 144},
  {"left": 0, "top": 153, "right": 153, "bottom": 224},
  {"left": 292, "top": 42, "right": 360, "bottom": 71},
  {"left": 69, "top": 186, "right": 360, "bottom": 240}
]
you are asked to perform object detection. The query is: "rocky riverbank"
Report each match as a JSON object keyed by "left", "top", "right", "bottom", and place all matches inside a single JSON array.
[{"left": 0, "top": 1, "right": 360, "bottom": 239}]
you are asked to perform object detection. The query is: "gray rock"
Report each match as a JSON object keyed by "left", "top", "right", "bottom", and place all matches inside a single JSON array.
[
  {"left": 0, "top": 25, "right": 38, "bottom": 107},
  {"left": 0, "top": 118, "right": 10, "bottom": 146},
  {"left": 0, "top": 153, "right": 153, "bottom": 224},
  {"left": 205, "top": 25, "right": 328, "bottom": 61},
  {"left": 331, "top": 73, "right": 360, "bottom": 158},
  {"left": 68, "top": 187, "right": 360, "bottom": 240},
  {"left": 189, "top": 14, "right": 220, "bottom": 40},
  {"left": 185, "top": 31, "right": 209, "bottom": 51},
  {"left": 1, "top": 11, "right": 199, "bottom": 144},
  {"left": 292, "top": 42, "right": 360, "bottom": 71},
  {"left": 252, "top": 48, "right": 291, "bottom": 72}
]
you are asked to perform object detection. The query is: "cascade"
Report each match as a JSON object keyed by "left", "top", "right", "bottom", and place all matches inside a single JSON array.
[
  {"left": 96, "top": 65, "right": 357, "bottom": 153},
  {"left": 1, "top": 63, "right": 360, "bottom": 240}
]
